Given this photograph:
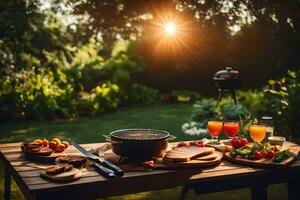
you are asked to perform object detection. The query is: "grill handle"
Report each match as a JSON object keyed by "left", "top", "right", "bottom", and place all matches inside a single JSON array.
[
  {"left": 103, "top": 134, "right": 122, "bottom": 144},
  {"left": 167, "top": 135, "right": 177, "bottom": 141}
]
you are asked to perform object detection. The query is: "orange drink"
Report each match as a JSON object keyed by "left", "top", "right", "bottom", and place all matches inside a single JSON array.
[
  {"left": 249, "top": 124, "right": 266, "bottom": 142},
  {"left": 208, "top": 121, "right": 223, "bottom": 142}
]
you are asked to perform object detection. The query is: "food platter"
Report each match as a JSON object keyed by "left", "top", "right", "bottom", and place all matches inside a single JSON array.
[
  {"left": 41, "top": 167, "right": 82, "bottom": 182},
  {"left": 224, "top": 151, "right": 297, "bottom": 169}
]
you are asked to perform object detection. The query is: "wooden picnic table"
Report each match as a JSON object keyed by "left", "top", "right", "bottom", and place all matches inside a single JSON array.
[{"left": 1, "top": 141, "right": 300, "bottom": 200}]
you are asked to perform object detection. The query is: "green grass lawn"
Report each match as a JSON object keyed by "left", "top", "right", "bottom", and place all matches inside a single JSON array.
[{"left": 0, "top": 103, "right": 288, "bottom": 200}]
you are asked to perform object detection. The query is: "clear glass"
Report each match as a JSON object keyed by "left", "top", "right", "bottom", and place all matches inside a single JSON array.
[
  {"left": 249, "top": 124, "right": 267, "bottom": 143},
  {"left": 261, "top": 116, "right": 274, "bottom": 138},
  {"left": 207, "top": 121, "right": 223, "bottom": 144},
  {"left": 224, "top": 121, "right": 240, "bottom": 139}
]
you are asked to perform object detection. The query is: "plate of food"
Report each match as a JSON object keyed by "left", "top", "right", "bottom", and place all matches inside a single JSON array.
[
  {"left": 21, "top": 138, "right": 70, "bottom": 163},
  {"left": 224, "top": 137, "right": 297, "bottom": 168},
  {"left": 41, "top": 163, "right": 82, "bottom": 182},
  {"left": 162, "top": 141, "right": 224, "bottom": 169}
]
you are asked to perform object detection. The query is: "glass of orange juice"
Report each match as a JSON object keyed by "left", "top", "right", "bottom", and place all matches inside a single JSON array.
[
  {"left": 249, "top": 124, "right": 267, "bottom": 143},
  {"left": 208, "top": 121, "right": 223, "bottom": 144}
]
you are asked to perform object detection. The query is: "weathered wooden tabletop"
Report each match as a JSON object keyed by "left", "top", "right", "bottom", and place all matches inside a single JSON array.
[{"left": 1, "top": 141, "right": 300, "bottom": 200}]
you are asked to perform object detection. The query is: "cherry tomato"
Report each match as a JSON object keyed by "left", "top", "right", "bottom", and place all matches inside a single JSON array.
[
  {"left": 52, "top": 138, "right": 61, "bottom": 145},
  {"left": 177, "top": 142, "right": 188, "bottom": 147},
  {"left": 189, "top": 141, "right": 204, "bottom": 147},
  {"left": 241, "top": 138, "right": 248, "bottom": 146},
  {"left": 267, "top": 150, "right": 275, "bottom": 159},
  {"left": 61, "top": 141, "right": 69, "bottom": 149},
  {"left": 49, "top": 141, "right": 57, "bottom": 150},
  {"left": 33, "top": 139, "right": 43, "bottom": 146},
  {"left": 42, "top": 139, "right": 49, "bottom": 147},
  {"left": 255, "top": 151, "right": 262, "bottom": 160},
  {"left": 262, "top": 151, "right": 268, "bottom": 158},
  {"left": 231, "top": 138, "right": 242, "bottom": 149},
  {"left": 55, "top": 144, "right": 65, "bottom": 153}
]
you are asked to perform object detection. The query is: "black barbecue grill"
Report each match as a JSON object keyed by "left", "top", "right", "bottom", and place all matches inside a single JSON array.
[{"left": 213, "top": 67, "right": 241, "bottom": 104}]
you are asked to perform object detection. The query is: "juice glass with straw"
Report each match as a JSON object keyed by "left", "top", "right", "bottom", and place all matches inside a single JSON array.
[
  {"left": 249, "top": 124, "right": 267, "bottom": 143},
  {"left": 207, "top": 121, "right": 223, "bottom": 144}
]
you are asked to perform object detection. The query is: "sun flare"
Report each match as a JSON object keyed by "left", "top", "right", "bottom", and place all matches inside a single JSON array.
[{"left": 165, "top": 22, "right": 176, "bottom": 35}]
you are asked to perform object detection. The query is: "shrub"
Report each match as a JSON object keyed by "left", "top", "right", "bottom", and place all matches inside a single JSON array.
[
  {"left": 130, "top": 83, "right": 161, "bottom": 105},
  {"left": 237, "top": 89, "right": 267, "bottom": 116},
  {"left": 265, "top": 70, "right": 300, "bottom": 138}
]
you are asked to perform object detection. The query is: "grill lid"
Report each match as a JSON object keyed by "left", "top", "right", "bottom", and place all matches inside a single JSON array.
[
  {"left": 213, "top": 67, "right": 240, "bottom": 80},
  {"left": 110, "top": 129, "right": 170, "bottom": 140}
]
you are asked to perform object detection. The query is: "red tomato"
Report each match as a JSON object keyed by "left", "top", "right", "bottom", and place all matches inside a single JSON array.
[
  {"left": 177, "top": 142, "right": 188, "bottom": 147},
  {"left": 231, "top": 138, "right": 242, "bottom": 149},
  {"left": 267, "top": 150, "right": 275, "bottom": 159},
  {"left": 262, "top": 151, "right": 268, "bottom": 158},
  {"left": 240, "top": 138, "right": 248, "bottom": 146},
  {"left": 255, "top": 151, "right": 262, "bottom": 160}
]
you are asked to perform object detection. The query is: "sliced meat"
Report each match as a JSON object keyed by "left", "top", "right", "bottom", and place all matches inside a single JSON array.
[
  {"left": 46, "top": 165, "right": 65, "bottom": 175},
  {"left": 58, "top": 156, "right": 87, "bottom": 168},
  {"left": 63, "top": 164, "right": 73, "bottom": 172},
  {"left": 164, "top": 146, "right": 215, "bottom": 162},
  {"left": 46, "top": 164, "right": 73, "bottom": 175},
  {"left": 21, "top": 142, "right": 41, "bottom": 152},
  {"left": 22, "top": 142, "right": 53, "bottom": 157}
]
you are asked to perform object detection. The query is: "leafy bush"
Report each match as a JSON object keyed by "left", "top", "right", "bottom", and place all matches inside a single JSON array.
[
  {"left": 265, "top": 70, "right": 300, "bottom": 137},
  {"left": 237, "top": 89, "right": 267, "bottom": 116},
  {"left": 130, "top": 83, "right": 161, "bottom": 105},
  {"left": 76, "top": 82, "right": 123, "bottom": 117}
]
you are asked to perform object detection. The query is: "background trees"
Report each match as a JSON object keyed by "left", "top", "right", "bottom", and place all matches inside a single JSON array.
[{"left": 0, "top": 0, "right": 299, "bottom": 121}]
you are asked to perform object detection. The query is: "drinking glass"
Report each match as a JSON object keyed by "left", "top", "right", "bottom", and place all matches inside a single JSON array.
[
  {"left": 224, "top": 121, "right": 240, "bottom": 139},
  {"left": 207, "top": 121, "right": 223, "bottom": 144},
  {"left": 249, "top": 124, "right": 267, "bottom": 143}
]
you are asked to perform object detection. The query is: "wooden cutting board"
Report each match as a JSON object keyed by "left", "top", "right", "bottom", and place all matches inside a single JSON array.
[
  {"left": 161, "top": 150, "right": 223, "bottom": 169},
  {"left": 41, "top": 168, "right": 82, "bottom": 182},
  {"left": 224, "top": 152, "right": 297, "bottom": 169},
  {"left": 104, "top": 149, "right": 223, "bottom": 170}
]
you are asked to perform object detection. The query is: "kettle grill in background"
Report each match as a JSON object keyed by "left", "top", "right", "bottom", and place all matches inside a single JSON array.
[{"left": 213, "top": 67, "right": 241, "bottom": 105}]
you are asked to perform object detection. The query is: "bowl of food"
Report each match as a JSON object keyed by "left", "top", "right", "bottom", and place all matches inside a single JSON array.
[{"left": 268, "top": 136, "right": 286, "bottom": 146}]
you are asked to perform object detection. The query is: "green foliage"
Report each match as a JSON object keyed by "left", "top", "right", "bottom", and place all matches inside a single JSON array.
[
  {"left": 171, "top": 90, "right": 201, "bottom": 102},
  {"left": 76, "top": 82, "right": 123, "bottom": 117},
  {"left": 130, "top": 83, "right": 161, "bottom": 105},
  {"left": 218, "top": 104, "right": 250, "bottom": 121},
  {"left": 265, "top": 70, "right": 300, "bottom": 137},
  {"left": 191, "top": 99, "right": 218, "bottom": 127},
  {"left": 237, "top": 90, "right": 268, "bottom": 116}
]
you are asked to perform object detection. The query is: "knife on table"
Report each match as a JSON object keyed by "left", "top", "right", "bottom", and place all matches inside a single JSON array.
[{"left": 73, "top": 143, "right": 124, "bottom": 177}]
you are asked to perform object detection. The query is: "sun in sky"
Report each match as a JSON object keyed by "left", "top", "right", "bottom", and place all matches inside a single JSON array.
[
  {"left": 145, "top": 10, "right": 198, "bottom": 61},
  {"left": 165, "top": 22, "right": 176, "bottom": 35}
]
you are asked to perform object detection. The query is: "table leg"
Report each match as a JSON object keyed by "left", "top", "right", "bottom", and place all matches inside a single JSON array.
[
  {"left": 4, "top": 167, "right": 11, "bottom": 200},
  {"left": 287, "top": 181, "right": 300, "bottom": 200},
  {"left": 251, "top": 184, "right": 267, "bottom": 200},
  {"left": 180, "top": 185, "right": 190, "bottom": 200}
]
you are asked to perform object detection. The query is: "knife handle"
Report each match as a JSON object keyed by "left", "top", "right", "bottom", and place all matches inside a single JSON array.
[
  {"left": 94, "top": 163, "right": 116, "bottom": 179},
  {"left": 100, "top": 160, "right": 124, "bottom": 177}
]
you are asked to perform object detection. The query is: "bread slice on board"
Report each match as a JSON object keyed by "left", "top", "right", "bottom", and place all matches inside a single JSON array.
[{"left": 164, "top": 146, "right": 215, "bottom": 162}]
